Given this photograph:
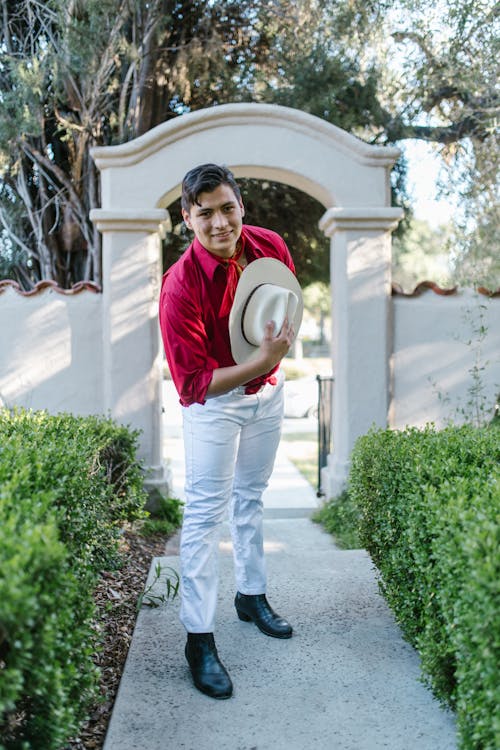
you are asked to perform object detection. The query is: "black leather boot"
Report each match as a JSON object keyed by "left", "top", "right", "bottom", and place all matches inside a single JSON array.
[
  {"left": 185, "top": 633, "right": 233, "bottom": 699},
  {"left": 235, "top": 592, "right": 293, "bottom": 638}
]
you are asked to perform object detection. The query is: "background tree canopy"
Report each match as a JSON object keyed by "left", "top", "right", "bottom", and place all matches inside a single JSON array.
[{"left": 0, "top": 0, "right": 498, "bottom": 289}]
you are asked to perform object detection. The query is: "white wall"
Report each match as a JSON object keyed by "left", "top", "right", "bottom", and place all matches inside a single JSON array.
[
  {"left": 2, "top": 285, "right": 498, "bottom": 434},
  {"left": 0, "top": 287, "right": 103, "bottom": 416},
  {"left": 391, "top": 290, "right": 500, "bottom": 428}
]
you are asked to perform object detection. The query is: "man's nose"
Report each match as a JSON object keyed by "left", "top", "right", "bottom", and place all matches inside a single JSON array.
[{"left": 212, "top": 210, "right": 229, "bottom": 228}]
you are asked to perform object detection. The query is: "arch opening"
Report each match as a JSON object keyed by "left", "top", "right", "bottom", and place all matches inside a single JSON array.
[
  {"left": 157, "top": 166, "right": 333, "bottom": 213},
  {"left": 161, "top": 176, "right": 330, "bottom": 287}
]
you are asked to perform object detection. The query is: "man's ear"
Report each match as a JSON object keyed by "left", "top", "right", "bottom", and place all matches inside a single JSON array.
[
  {"left": 239, "top": 199, "right": 245, "bottom": 218},
  {"left": 182, "top": 208, "right": 192, "bottom": 229}
]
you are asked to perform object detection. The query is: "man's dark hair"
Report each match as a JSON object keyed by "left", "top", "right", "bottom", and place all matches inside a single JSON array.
[{"left": 181, "top": 163, "right": 241, "bottom": 213}]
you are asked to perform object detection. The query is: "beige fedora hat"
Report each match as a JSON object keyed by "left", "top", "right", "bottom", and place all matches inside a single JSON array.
[{"left": 229, "top": 257, "right": 303, "bottom": 364}]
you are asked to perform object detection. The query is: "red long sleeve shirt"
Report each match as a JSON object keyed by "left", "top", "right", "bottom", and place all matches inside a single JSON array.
[{"left": 159, "top": 224, "right": 295, "bottom": 406}]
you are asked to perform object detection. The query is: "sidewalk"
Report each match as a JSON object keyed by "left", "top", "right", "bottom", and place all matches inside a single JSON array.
[{"left": 103, "top": 389, "right": 457, "bottom": 750}]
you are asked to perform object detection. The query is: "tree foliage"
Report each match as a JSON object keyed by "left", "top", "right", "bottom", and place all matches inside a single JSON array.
[
  {"left": 376, "top": 0, "right": 499, "bottom": 288},
  {"left": 392, "top": 218, "right": 454, "bottom": 292},
  {"left": 372, "top": 1, "right": 498, "bottom": 145},
  {"left": 0, "top": 0, "right": 276, "bottom": 287},
  {"left": 0, "top": 0, "right": 497, "bottom": 289}
]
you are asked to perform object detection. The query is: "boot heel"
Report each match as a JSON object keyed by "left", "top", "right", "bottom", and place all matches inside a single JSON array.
[{"left": 237, "top": 610, "right": 252, "bottom": 622}]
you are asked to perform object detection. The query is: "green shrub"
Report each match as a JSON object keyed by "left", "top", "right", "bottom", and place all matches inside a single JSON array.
[
  {"left": 435, "top": 473, "right": 499, "bottom": 749},
  {"left": 140, "top": 494, "right": 184, "bottom": 537},
  {"left": 0, "top": 493, "right": 98, "bottom": 749},
  {"left": 0, "top": 408, "right": 148, "bottom": 749},
  {"left": 312, "top": 490, "right": 361, "bottom": 549},
  {"left": 0, "top": 409, "right": 147, "bottom": 573},
  {"left": 350, "top": 424, "right": 500, "bottom": 750}
]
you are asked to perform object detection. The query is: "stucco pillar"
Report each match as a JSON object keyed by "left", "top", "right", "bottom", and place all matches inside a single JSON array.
[
  {"left": 319, "top": 207, "right": 403, "bottom": 498},
  {"left": 90, "top": 209, "right": 170, "bottom": 493}
]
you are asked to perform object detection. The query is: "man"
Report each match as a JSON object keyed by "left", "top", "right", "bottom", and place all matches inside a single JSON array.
[{"left": 159, "top": 163, "right": 302, "bottom": 699}]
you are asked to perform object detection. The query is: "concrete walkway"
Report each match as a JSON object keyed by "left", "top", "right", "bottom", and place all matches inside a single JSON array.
[{"left": 103, "top": 390, "right": 457, "bottom": 750}]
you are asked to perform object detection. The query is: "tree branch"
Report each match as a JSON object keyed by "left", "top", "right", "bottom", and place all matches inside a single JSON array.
[
  {"left": 20, "top": 142, "right": 94, "bottom": 255},
  {"left": 395, "top": 117, "right": 496, "bottom": 144},
  {"left": 20, "top": 142, "right": 83, "bottom": 214},
  {"left": 392, "top": 31, "right": 440, "bottom": 68},
  {"left": 0, "top": 205, "right": 35, "bottom": 259}
]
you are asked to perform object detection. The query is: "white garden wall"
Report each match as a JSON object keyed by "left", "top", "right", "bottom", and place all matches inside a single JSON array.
[
  {"left": 391, "top": 289, "right": 500, "bottom": 428},
  {"left": 1, "top": 283, "right": 498, "bottom": 440},
  {"left": 0, "top": 284, "right": 103, "bottom": 416}
]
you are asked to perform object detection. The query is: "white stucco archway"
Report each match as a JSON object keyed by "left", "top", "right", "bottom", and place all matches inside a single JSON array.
[{"left": 90, "top": 103, "right": 403, "bottom": 498}]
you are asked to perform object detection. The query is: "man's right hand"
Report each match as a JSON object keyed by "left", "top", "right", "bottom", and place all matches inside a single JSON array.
[
  {"left": 206, "top": 316, "right": 294, "bottom": 399},
  {"left": 258, "top": 316, "right": 295, "bottom": 370}
]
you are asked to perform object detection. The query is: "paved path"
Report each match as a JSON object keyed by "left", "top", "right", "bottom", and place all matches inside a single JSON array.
[{"left": 103, "top": 386, "right": 456, "bottom": 749}]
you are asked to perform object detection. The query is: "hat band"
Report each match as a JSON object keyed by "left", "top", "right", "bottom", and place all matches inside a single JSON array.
[{"left": 240, "top": 284, "right": 265, "bottom": 346}]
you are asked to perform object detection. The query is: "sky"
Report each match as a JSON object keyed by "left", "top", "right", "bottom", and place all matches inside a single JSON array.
[{"left": 402, "top": 140, "right": 456, "bottom": 228}]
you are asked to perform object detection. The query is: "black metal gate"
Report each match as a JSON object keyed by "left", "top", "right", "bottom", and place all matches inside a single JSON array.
[{"left": 316, "top": 375, "right": 334, "bottom": 497}]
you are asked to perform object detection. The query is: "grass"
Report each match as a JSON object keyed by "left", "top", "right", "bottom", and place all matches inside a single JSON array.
[
  {"left": 281, "top": 430, "right": 318, "bottom": 488},
  {"left": 281, "top": 356, "right": 331, "bottom": 380}
]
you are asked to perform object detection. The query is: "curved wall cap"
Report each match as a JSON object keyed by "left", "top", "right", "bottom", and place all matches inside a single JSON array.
[
  {"left": 0, "top": 280, "right": 102, "bottom": 296},
  {"left": 391, "top": 281, "right": 500, "bottom": 297},
  {"left": 90, "top": 103, "right": 401, "bottom": 170}
]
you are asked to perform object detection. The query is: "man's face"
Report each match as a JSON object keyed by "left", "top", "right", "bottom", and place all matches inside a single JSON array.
[{"left": 182, "top": 183, "right": 245, "bottom": 259}]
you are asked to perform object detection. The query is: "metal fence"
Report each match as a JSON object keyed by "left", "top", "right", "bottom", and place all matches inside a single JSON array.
[{"left": 316, "top": 374, "right": 334, "bottom": 497}]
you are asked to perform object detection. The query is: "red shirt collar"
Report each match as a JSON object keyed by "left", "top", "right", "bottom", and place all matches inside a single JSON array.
[
  {"left": 192, "top": 237, "right": 223, "bottom": 281},
  {"left": 192, "top": 230, "right": 251, "bottom": 281}
]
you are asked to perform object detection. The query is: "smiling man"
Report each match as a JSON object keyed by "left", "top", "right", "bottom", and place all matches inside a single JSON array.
[{"left": 159, "top": 163, "right": 301, "bottom": 700}]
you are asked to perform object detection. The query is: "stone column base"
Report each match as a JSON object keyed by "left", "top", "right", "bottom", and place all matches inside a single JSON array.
[
  {"left": 143, "top": 463, "right": 174, "bottom": 512},
  {"left": 320, "top": 454, "right": 350, "bottom": 500}
]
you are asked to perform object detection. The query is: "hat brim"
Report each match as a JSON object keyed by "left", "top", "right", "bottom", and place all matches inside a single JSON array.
[{"left": 229, "top": 258, "right": 303, "bottom": 364}]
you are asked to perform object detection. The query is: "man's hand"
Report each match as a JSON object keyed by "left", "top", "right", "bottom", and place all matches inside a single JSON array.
[
  {"left": 258, "top": 316, "right": 295, "bottom": 370},
  {"left": 206, "top": 316, "right": 294, "bottom": 398}
]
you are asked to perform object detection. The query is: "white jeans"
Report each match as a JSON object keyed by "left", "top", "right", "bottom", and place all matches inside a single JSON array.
[{"left": 179, "top": 371, "right": 284, "bottom": 633}]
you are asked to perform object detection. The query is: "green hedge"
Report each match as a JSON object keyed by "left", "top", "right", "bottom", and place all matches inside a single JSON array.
[
  {"left": 0, "top": 409, "right": 148, "bottom": 750},
  {"left": 312, "top": 490, "right": 362, "bottom": 549},
  {"left": 349, "top": 423, "right": 500, "bottom": 750}
]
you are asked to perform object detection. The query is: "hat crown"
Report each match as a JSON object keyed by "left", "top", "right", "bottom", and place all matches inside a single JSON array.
[
  {"left": 228, "top": 256, "right": 303, "bottom": 364},
  {"left": 242, "top": 283, "right": 298, "bottom": 346}
]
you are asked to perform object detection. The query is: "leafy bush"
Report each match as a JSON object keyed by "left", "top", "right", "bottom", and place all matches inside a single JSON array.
[
  {"left": 0, "top": 409, "right": 146, "bottom": 573},
  {"left": 140, "top": 494, "right": 184, "bottom": 537},
  {"left": 0, "top": 493, "right": 98, "bottom": 749},
  {"left": 0, "top": 408, "right": 148, "bottom": 750},
  {"left": 312, "top": 490, "right": 361, "bottom": 549},
  {"left": 350, "top": 423, "right": 500, "bottom": 750}
]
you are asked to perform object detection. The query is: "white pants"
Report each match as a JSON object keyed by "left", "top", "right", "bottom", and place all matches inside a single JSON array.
[{"left": 179, "top": 372, "right": 284, "bottom": 633}]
